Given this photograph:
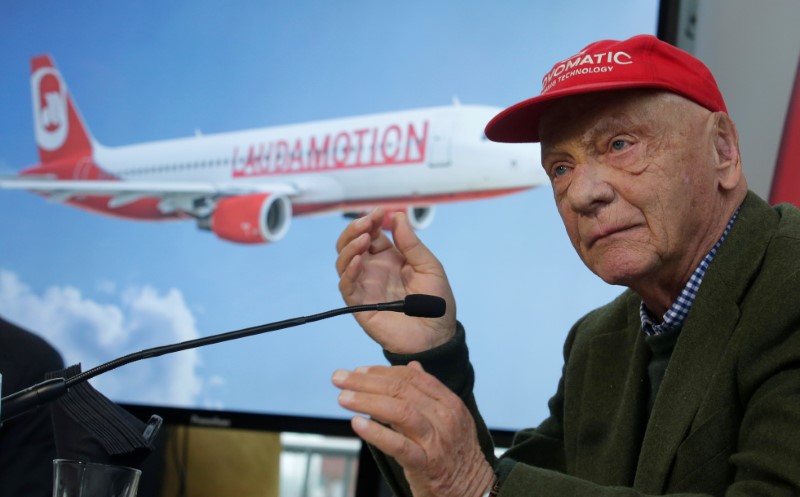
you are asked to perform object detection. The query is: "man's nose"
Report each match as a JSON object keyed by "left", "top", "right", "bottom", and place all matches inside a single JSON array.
[{"left": 567, "top": 163, "right": 615, "bottom": 214}]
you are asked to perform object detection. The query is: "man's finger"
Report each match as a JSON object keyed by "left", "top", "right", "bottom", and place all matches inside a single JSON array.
[
  {"left": 350, "top": 415, "right": 428, "bottom": 470},
  {"left": 335, "top": 365, "right": 458, "bottom": 407},
  {"left": 390, "top": 212, "right": 445, "bottom": 277},
  {"left": 339, "top": 385, "right": 433, "bottom": 432}
]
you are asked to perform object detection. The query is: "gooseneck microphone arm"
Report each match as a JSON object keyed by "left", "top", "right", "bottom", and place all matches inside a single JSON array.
[{"left": 0, "top": 294, "right": 446, "bottom": 422}]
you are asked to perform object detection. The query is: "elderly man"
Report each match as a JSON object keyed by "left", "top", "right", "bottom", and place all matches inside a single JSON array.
[{"left": 332, "top": 35, "right": 800, "bottom": 496}]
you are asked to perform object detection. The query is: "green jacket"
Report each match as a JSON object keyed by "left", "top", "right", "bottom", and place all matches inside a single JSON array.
[{"left": 380, "top": 192, "right": 800, "bottom": 496}]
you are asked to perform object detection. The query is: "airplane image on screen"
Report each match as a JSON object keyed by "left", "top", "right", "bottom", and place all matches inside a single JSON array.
[{"left": 0, "top": 55, "right": 546, "bottom": 244}]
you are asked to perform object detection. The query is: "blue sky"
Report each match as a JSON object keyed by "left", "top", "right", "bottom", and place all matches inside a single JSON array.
[{"left": 0, "top": 0, "right": 658, "bottom": 430}]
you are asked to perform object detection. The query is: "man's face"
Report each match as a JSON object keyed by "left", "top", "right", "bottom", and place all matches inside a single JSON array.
[{"left": 539, "top": 90, "right": 723, "bottom": 294}]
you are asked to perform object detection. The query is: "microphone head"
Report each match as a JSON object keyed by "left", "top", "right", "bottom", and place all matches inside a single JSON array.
[{"left": 403, "top": 294, "right": 446, "bottom": 318}]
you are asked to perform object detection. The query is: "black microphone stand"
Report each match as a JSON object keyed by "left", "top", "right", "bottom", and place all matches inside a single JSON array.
[{"left": 1, "top": 296, "right": 442, "bottom": 422}]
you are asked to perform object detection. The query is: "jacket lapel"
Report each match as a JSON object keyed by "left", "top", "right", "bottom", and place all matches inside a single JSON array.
[
  {"left": 573, "top": 293, "right": 650, "bottom": 486},
  {"left": 633, "top": 289, "right": 740, "bottom": 491},
  {"left": 633, "top": 192, "right": 778, "bottom": 493}
]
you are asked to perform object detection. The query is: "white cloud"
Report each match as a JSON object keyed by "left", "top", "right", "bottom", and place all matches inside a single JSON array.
[{"left": 0, "top": 269, "right": 208, "bottom": 407}]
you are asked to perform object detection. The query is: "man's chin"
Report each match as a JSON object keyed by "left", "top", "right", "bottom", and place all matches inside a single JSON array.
[{"left": 588, "top": 255, "right": 653, "bottom": 288}]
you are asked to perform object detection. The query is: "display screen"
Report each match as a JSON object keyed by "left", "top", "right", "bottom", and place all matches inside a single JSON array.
[{"left": 0, "top": 1, "right": 659, "bottom": 431}]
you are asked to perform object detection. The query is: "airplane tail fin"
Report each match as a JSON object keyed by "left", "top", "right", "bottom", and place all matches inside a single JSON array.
[{"left": 30, "top": 55, "right": 95, "bottom": 165}]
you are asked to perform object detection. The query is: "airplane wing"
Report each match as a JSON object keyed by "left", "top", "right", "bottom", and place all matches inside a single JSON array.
[
  {"left": 0, "top": 176, "right": 299, "bottom": 212},
  {"left": 0, "top": 176, "right": 298, "bottom": 196},
  {"left": 0, "top": 174, "right": 307, "bottom": 243}
]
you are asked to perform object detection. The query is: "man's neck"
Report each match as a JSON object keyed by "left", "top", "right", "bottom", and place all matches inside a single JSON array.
[{"left": 636, "top": 201, "right": 742, "bottom": 317}]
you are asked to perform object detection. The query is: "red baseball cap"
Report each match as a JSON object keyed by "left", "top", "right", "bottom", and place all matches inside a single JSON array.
[{"left": 484, "top": 34, "right": 727, "bottom": 143}]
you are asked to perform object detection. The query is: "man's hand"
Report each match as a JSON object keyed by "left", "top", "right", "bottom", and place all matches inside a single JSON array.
[
  {"left": 332, "top": 362, "right": 496, "bottom": 497},
  {"left": 335, "top": 208, "right": 456, "bottom": 353}
]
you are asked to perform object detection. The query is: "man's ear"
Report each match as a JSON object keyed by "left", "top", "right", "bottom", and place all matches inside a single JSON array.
[{"left": 713, "top": 112, "right": 743, "bottom": 191}]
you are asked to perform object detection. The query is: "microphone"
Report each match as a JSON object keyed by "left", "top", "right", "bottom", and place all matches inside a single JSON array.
[
  {"left": 0, "top": 294, "right": 445, "bottom": 422},
  {"left": 376, "top": 293, "right": 446, "bottom": 318}
]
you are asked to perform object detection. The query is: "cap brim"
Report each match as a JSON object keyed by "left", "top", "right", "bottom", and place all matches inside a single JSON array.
[{"left": 485, "top": 81, "right": 672, "bottom": 143}]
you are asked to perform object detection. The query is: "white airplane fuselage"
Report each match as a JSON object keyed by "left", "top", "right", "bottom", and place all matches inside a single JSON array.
[
  {"left": 5, "top": 55, "right": 546, "bottom": 244},
  {"left": 93, "top": 106, "right": 539, "bottom": 212}
]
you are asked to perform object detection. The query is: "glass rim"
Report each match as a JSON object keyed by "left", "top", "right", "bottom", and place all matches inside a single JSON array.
[{"left": 52, "top": 459, "right": 142, "bottom": 475}]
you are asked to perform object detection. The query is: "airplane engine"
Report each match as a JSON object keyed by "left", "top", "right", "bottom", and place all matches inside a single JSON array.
[
  {"left": 210, "top": 193, "right": 292, "bottom": 244},
  {"left": 381, "top": 206, "right": 435, "bottom": 230}
]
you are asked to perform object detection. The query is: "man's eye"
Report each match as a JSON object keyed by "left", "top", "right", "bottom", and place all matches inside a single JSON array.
[
  {"left": 611, "top": 139, "right": 627, "bottom": 151},
  {"left": 553, "top": 165, "right": 569, "bottom": 177}
]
